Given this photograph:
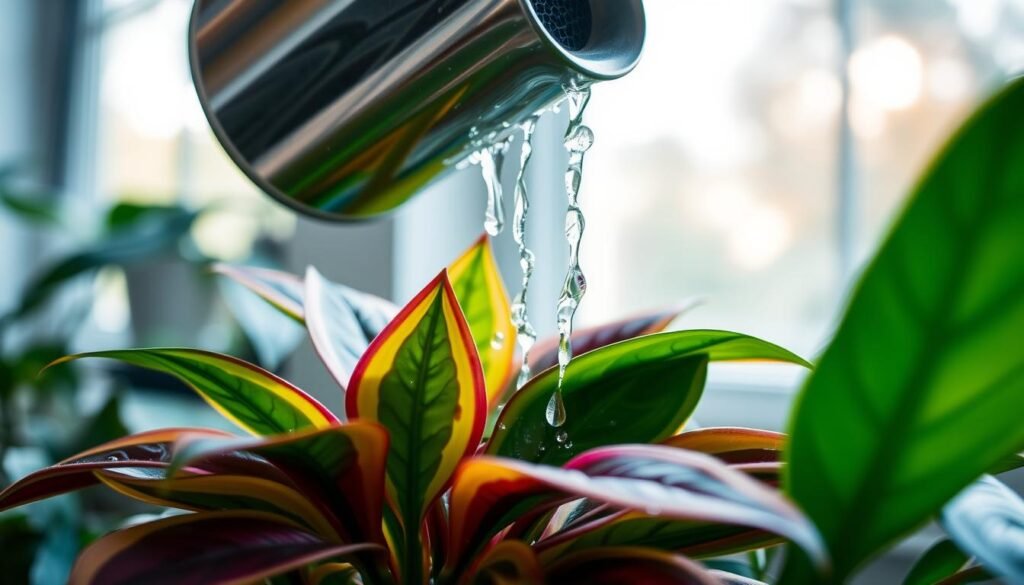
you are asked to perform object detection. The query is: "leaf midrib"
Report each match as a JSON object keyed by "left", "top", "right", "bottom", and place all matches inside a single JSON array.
[{"left": 403, "top": 292, "right": 445, "bottom": 524}]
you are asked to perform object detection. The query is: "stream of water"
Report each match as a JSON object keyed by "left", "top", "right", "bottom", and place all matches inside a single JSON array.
[
  {"left": 473, "top": 84, "right": 593, "bottom": 435},
  {"left": 547, "top": 83, "right": 594, "bottom": 430},
  {"left": 511, "top": 116, "right": 540, "bottom": 389},
  {"left": 477, "top": 137, "right": 514, "bottom": 236}
]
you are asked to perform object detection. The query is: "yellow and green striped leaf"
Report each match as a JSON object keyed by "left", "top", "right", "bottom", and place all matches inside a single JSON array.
[
  {"left": 68, "top": 511, "right": 382, "bottom": 585},
  {"left": 52, "top": 349, "right": 338, "bottom": 435},
  {"left": 448, "top": 235, "right": 515, "bottom": 407},
  {"left": 346, "top": 270, "right": 485, "bottom": 583}
]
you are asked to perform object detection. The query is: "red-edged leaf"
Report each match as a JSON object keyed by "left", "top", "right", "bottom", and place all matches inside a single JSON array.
[
  {"left": 528, "top": 302, "right": 699, "bottom": 375},
  {"left": 346, "top": 270, "right": 485, "bottom": 583},
  {"left": 0, "top": 428, "right": 230, "bottom": 512},
  {"left": 94, "top": 468, "right": 343, "bottom": 540},
  {"left": 536, "top": 428, "right": 787, "bottom": 554},
  {"left": 305, "top": 266, "right": 400, "bottom": 393},
  {"left": 68, "top": 511, "right": 383, "bottom": 585},
  {"left": 470, "top": 540, "right": 544, "bottom": 585},
  {"left": 663, "top": 428, "right": 785, "bottom": 466},
  {"left": 537, "top": 510, "right": 781, "bottom": 565},
  {"left": 446, "top": 445, "right": 825, "bottom": 576},
  {"left": 171, "top": 423, "right": 389, "bottom": 547},
  {"left": 544, "top": 547, "right": 722, "bottom": 585},
  {"left": 51, "top": 349, "right": 339, "bottom": 435}
]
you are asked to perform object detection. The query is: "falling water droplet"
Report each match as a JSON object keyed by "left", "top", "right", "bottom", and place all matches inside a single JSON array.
[
  {"left": 550, "top": 81, "right": 594, "bottom": 428},
  {"left": 546, "top": 390, "right": 567, "bottom": 427},
  {"left": 564, "top": 440, "right": 573, "bottom": 449},
  {"left": 555, "top": 430, "right": 568, "bottom": 444}
]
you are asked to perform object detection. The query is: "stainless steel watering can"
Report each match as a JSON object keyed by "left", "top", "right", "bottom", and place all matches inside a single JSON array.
[{"left": 188, "top": 0, "right": 646, "bottom": 221}]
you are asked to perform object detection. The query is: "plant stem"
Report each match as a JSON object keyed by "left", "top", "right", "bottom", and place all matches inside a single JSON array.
[{"left": 403, "top": 521, "right": 423, "bottom": 585}]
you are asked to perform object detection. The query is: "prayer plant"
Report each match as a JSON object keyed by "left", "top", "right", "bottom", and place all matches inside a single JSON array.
[{"left": 2, "top": 78, "right": 1023, "bottom": 585}]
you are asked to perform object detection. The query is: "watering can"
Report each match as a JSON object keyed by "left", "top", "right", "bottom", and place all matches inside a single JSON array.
[{"left": 188, "top": 0, "right": 646, "bottom": 221}]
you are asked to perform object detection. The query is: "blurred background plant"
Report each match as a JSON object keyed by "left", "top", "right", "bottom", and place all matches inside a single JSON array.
[{"left": 0, "top": 161, "right": 300, "bottom": 583}]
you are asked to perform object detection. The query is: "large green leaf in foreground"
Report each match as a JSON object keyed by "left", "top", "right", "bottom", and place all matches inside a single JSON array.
[{"left": 785, "top": 78, "right": 1024, "bottom": 580}]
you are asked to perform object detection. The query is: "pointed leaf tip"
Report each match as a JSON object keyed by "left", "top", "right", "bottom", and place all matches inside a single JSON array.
[{"left": 447, "top": 237, "right": 516, "bottom": 407}]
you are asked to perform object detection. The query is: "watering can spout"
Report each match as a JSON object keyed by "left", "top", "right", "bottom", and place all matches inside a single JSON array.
[{"left": 189, "top": 0, "right": 645, "bottom": 221}]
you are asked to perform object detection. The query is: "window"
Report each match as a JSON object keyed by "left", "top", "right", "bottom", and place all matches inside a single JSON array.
[
  {"left": 95, "top": 0, "right": 294, "bottom": 261},
  {"left": 72, "top": 0, "right": 1023, "bottom": 392},
  {"left": 581, "top": 0, "right": 1022, "bottom": 362}
]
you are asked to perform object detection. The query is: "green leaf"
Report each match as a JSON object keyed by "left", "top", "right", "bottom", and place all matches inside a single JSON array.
[
  {"left": 784, "top": 78, "right": 1024, "bottom": 580},
  {"left": 990, "top": 451, "right": 1024, "bottom": 475},
  {"left": 903, "top": 539, "right": 981, "bottom": 585},
  {"left": 528, "top": 302, "right": 699, "bottom": 375},
  {"left": 488, "top": 330, "right": 809, "bottom": 467},
  {"left": 52, "top": 349, "right": 338, "bottom": 435}
]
